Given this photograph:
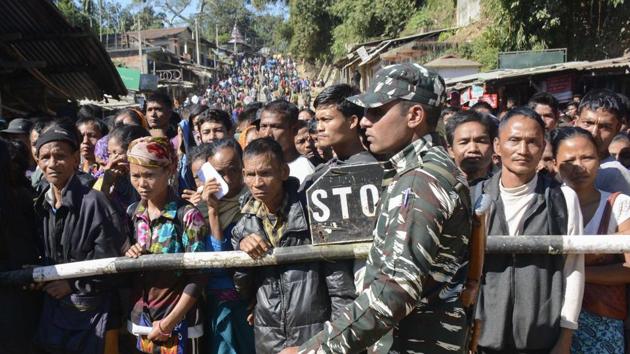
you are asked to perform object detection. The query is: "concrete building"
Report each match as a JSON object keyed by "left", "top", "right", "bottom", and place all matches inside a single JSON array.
[{"left": 424, "top": 55, "right": 482, "bottom": 80}]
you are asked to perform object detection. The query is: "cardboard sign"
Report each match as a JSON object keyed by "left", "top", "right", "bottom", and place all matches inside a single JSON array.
[{"left": 307, "top": 163, "right": 384, "bottom": 245}]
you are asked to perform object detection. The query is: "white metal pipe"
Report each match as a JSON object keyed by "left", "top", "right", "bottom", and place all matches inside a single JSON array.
[{"left": 3, "top": 236, "right": 630, "bottom": 285}]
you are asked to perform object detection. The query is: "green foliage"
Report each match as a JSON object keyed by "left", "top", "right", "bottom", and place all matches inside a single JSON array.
[
  {"left": 460, "top": 0, "right": 507, "bottom": 70},
  {"left": 459, "top": 0, "right": 630, "bottom": 70},
  {"left": 401, "top": 0, "right": 456, "bottom": 35},
  {"left": 195, "top": 0, "right": 287, "bottom": 52},
  {"left": 272, "top": 20, "right": 293, "bottom": 52},
  {"left": 198, "top": 0, "right": 248, "bottom": 42},
  {"left": 55, "top": 0, "right": 90, "bottom": 28},
  {"left": 287, "top": 0, "right": 334, "bottom": 60},
  {"left": 59, "top": 0, "right": 630, "bottom": 70},
  {"left": 54, "top": 0, "right": 166, "bottom": 34},
  {"left": 134, "top": 7, "right": 167, "bottom": 30},
  {"left": 329, "top": 0, "right": 416, "bottom": 58},
  {"left": 248, "top": 0, "right": 288, "bottom": 10}
]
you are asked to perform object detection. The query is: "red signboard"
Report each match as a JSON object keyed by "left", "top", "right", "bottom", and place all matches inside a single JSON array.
[
  {"left": 544, "top": 74, "right": 573, "bottom": 102},
  {"left": 479, "top": 94, "right": 498, "bottom": 108}
]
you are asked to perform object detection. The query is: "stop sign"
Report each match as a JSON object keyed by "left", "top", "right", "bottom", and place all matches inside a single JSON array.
[{"left": 307, "top": 163, "right": 384, "bottom": 245}]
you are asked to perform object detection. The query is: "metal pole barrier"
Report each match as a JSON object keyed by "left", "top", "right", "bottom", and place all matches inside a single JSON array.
[
  {"left": 3, "top": 235, "right": 630, "bottom": 285},
  {"left": 0, "top": 242, "right": 373, "bottom": 285},
  {"left": 486, "top": 235, "right": 630, "bottom": 254}
]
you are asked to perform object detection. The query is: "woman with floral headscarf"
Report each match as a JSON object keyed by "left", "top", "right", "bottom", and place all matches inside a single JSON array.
[{"left": 125, "top": 136, "right": 208, "bottom": 354}]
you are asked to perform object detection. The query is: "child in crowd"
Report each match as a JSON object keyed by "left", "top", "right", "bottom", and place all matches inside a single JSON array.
[
  {"left": 125, "top": 136, "right": 208, "bottom": 354},
  {"left": 94, "top": 125, "right": 149, "bottom": 212},
  {"left": 76, "top": 116, "right": 106, "bottom": 177}
]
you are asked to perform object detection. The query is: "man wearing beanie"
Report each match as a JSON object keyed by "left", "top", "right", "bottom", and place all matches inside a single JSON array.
[{"left": 32, "top": 126, "right": 128, "bottom": 354}]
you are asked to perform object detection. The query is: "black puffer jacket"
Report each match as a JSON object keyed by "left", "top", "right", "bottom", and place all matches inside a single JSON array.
[{"left": 231, "top": 178, "right": 356, "bottom": 354}]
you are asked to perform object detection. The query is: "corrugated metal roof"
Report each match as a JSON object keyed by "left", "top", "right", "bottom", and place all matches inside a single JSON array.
[
  {"left": 425, "top": 55, "right": 482, "bottom": 68},
  {"left": 446, "top": 55, "right": 630, "bottom": 89},
  {"left": 347, "top": 27, "right": 461, "bottom": 54},
  {"left": 335, "top": 27, "right": 457, "bottom": 68},
  {"left": 134, "top": 27, "right": 188, "bottom": 40},
  {"left": 120, "top": 26, "right": 214, "bottom": 46},
  {"left": 0, "top": 0, "right": 127, "bottom": 115},
  {"left": 358, "top": 40, "right": 393, "bottom": 67}
]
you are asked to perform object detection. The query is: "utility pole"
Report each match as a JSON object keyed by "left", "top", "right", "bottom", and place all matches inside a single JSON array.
[
  {"left": 195, "top": 16, "right": 201, "bottom": 65},
  {"left": 98, "top": 0, "right": 102, "bottom": 43},
  {"left": 137, "top": 14, "right": 143, "bottom": 73},
  {"left": 215, "top": 23, "right": 219, "bottom": 69}
]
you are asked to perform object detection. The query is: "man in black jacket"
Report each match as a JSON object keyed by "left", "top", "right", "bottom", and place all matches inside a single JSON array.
[
  {"left": 232, "top": 137, "right": 356, "bottom": 354},
  {"left": 33, "top": 126, "right": 128, "bottom": 354}
]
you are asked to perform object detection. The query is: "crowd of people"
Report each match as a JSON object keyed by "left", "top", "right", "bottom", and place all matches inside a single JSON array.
[
  {"left": 184, "top": 55, "right": 315, "bottom": 123},
  {"left": 2, "top": 58, "right": 630, "bottom": 354}
]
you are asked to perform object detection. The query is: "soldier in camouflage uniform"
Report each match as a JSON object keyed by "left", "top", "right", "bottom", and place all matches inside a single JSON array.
[{"left": 279, "top": 63, "right": 473, "bottom": 354}]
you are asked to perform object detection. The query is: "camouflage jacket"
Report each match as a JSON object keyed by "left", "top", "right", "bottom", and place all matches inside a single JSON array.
[{"left": 299, "top": 133, "right": 472, "bottom": 353}]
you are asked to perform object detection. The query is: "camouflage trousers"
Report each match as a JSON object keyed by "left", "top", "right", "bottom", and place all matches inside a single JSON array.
[{"left": 388, "top": 305, "right": 469, "bottom": 354}]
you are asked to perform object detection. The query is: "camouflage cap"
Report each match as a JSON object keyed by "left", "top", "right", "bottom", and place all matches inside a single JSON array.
[{"left": 347, "top": 63, "right": 446, "bottom": 108}]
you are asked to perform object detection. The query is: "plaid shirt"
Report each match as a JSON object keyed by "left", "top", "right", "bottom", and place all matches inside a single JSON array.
[{"left": 240, "top": 196, "right": 288, "bottom": 247}]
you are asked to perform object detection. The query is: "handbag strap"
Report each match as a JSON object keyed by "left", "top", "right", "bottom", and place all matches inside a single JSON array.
[{"left": 597, "top": 192, "right": 621, "bottom": 235}]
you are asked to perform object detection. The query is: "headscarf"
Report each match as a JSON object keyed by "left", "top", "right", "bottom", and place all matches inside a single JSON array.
[
  {"left": 94, "top": 134, "right": 109, "bottom": 166},
  {"left": 238, "top": 125, "right": 257, "bottom": 149},
  {"left": 127, "top": 136, "right": 176, "bottom": 169},
  {"left": 130, "top": 108, "right": 149, "bottom": 129}
]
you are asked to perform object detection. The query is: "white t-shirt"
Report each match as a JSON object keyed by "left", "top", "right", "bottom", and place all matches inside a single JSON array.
[
  {"left": 584, "top": 190, "right": 630, "bottom": 235},
  {"left": 499, "top": 175, "right": 585, "bottom": 330},
  {"left": 596, "top": 157, "right": 630, "bottom": 195},
  {"left": 288, "top": 156, "right": 315, "bottom": 185}
]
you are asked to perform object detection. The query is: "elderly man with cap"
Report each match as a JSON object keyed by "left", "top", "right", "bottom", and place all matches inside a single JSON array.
[
  {"left": 32, "top": 126, "right": 128, "bottom": 354},
  {"left": 280, "top": 63, "right": 472, "bottom": 354}
]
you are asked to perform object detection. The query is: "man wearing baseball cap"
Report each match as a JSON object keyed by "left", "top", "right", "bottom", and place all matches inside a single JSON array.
[
  {"left": 1, "top": 118, "right": 32, "bottom": 141},
  {"left": 281, "top": 63, "right": 472, "bottom": 353},
  {"left": 2, "top": 118, "right": 35, "bottom": 171}
]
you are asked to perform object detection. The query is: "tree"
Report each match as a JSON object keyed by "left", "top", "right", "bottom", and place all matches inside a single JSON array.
[
  {"left": 55, "top": 0, "right": 90, "bottom": 28},
  {"left": 461, "top": 0, "right": 630, "bottom": 69},
  {"left": 146, "top": 0, "right": 288, "bottom": 52},
  {"left": 277, "top": 0, "right": 417, "bottom": 60},
  {"left": 496, "top": 0, "right": 629, "bottom": 61},
  {"left": 329, "top": 0, "right": 416, "bottom": 57},
  {"left": 55, "top": 0, "right": 167, "bottom": 34},
  {"left": 287, "top": 0, "right": 335, "bottom": 61},
  {"left": 134, "top": 6, "right": 167, "bottom": 30}
]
